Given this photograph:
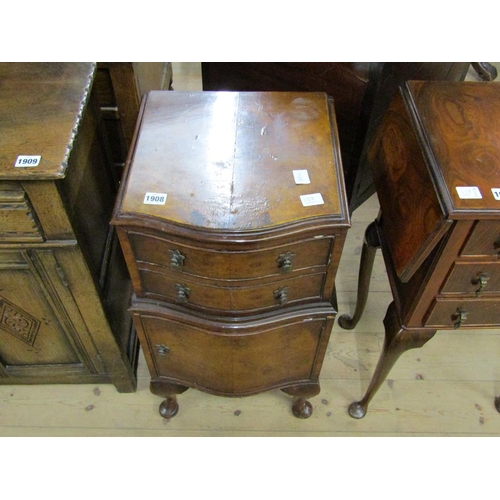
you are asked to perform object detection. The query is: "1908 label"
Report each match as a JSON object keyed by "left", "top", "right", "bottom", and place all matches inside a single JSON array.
[
  {"left": 15, "top": 155, "right": 41, "bottom": 167},
  {"left": 143, "top": 192, "right": 167, "bottom": 205}
]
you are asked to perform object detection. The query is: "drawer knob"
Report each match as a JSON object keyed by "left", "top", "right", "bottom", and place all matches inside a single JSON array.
[
  {"left": 452, "top": 307, "right": 468, "bottom": 329},
  {"left": 155, "top": 344, "right": 170, "bottom": 356},
  {"left": 169, "top": 249, "right": 185, "bottom": 268},
  {"left": 175, "top": 284, "right": 191, "bottom": 303},
  {"left": 277, "top": 252, "right": 295, "bottom": 273},
  {"left": 473, "top": 272, "right": 490, "bottom": 297},
  {"left": 273, "top": 286, "right": 289, "bottom": 305}
]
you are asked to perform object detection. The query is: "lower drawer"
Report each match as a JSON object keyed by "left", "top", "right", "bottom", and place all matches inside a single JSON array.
[
  {"left": 131, "top": 303, "right": 335, "bottom": 396},
  {"left": 138, "top": 267, "right": 326, "bottom": 313},
  {"left": 424, "top": 297, "right": 500, "bottom": 328}
]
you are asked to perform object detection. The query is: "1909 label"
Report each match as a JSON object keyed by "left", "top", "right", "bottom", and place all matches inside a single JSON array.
[{"left": 15, "top": 155, "right": 41, "bottom": 167}]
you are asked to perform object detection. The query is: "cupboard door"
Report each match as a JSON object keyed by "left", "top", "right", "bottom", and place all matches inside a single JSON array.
[
  {"left": 0, "top": 249, "right": 103, "bottom": 380},
  {"left": 133, "top": 310, "right": 331, "bottom": 396}
]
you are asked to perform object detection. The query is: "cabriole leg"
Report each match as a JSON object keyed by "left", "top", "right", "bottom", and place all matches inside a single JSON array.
[
  {"left": 338, "top": 220, "right": 380, "bottom": 330},
  {"left": 348, "top": 301, "right": 436, "bottom": 419}
]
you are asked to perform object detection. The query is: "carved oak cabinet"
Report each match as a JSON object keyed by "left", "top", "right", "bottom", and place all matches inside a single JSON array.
[
  {"left": 0, "top": 62, "right": 143, "bottom": 391},
  {"left": 112, "top": 91, "right": 350, "bottom": 418},
  {"left": 339, "top": 81, "right": 500, "bottom": 417}
]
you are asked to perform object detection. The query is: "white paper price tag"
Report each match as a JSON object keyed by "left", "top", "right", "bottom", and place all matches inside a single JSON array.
[
  {"left": 293, "top": 169, "right": 311, "bottom": 184},
  {"left": 143, "top": 192, "right": 167, "bottom": 205},
  {"left": 300, "top": 193, "right": 324, "bottom": 206},
  {"left": 15, "top": 155, "right": 41, "bottom": 167},
  {"left": 492, "top": 188, "right": 500, "bottom": 201},
  {"left": 456, "top": 186, "right": 482, "bottom": 199}
]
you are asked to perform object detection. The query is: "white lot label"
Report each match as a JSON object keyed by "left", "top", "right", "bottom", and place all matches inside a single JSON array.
[
  {"left": 143, "top": 192, "right": 167, "bottom": 205},
  {"left": 293, "top": 169, "right": 311, "bottom": 184},
  {"left": 300, "top": 193, "right": 324, "bottom": 206},
  {"left": 15, "top": 155, "right": 41, "bottom": 167},
  {"left": 492, "top": 188, "right": 500, "bottom": 200},
  {"left": 456, "top": 186, "right": 482, "bottom": 199}
]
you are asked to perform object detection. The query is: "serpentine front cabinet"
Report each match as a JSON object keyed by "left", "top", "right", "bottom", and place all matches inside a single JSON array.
[{"left": 112, "top": 91, "right": 350, "bottom": 418}]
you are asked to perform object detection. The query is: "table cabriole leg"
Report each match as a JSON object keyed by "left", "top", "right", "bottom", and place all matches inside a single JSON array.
[
  {"left": 338, "top": 220, "right": 380, "bottom": 330},
  {"left": 348, "top": 301, "right": 436, "bottom": 419}
]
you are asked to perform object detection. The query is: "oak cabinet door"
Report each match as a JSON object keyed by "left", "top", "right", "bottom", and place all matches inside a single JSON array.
[{"left": 0, "top": 249, "right": 103, "bottom": 380}]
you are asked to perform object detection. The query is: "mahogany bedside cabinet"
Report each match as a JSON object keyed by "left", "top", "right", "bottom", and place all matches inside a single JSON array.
[
  {"left": 112, "top": 91, "right": 350, "bottom": 418},
  {"left": 338, "top": 80, "right": 500, "bottom": 418}
]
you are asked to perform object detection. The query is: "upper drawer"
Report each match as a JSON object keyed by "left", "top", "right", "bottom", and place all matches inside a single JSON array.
[
  {"left": 441, "top": 261, "right": 500, "bottom": 295},
  {"left": 126, "top": 230, "right": 334, "bottom": 281},
  {"left": 461, "top": 221, "right": 500, "bottom": 257},
  {"left": 0, "top": 184, "right": 44, "bottom": 242}
]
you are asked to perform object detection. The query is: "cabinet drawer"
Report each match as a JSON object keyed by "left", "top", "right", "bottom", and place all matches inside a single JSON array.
[
  {"left": 0, "top": 185, "right": 43, "bottom": 242},
  {"left": 138, "top": 267, "right": 326, "bottom": 313},
  {"left": 441, "top": 261, "right": 500, "bottom": 295},
  {"left": 132, "top": 309, "right": 332, "bottom": 395},
  {"left": 127, "top": 230, "right": 333, "bottom": 281},
  {"left": 461, "top": 221, "right": 500, "bottom": 257},
  {"left": 424, "top": 297, "right": 500, "bottom": 328}
]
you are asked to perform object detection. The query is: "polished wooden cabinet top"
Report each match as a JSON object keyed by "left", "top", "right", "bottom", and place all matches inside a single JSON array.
[
  {"left": 400, "top": 81, "right": 500, "bottom": 217},
  {"left": 114, "top": 91, "right": 349, "bottom": 233},
  {"left": 0, "top": 62, "right": 95, "bottom": 180},
  {"left": 369, "top": 80, "right": 500, "bottom": 282}
]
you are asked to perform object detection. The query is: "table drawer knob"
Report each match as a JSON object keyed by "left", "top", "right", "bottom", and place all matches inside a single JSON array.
[
  {"left": 277, "top": 252, "right": 295, "bottom": 273},
  {"left": 175, "top": 284, "right": 191, "bottom": 303},
  {"left": 169, "top": 249, "right": 185, "bottom": 268},
  {"left": 155, "top": 344, "right": 170, "bottom": 356},
  {"left": 452, "top": 307, "right": 468, "bottom": 329},
  {"left": 273, "top": 286, "right": 289, "bottom": 305},
  {"left": 472, "top": 272, "right": 490, "bottom": 296}
]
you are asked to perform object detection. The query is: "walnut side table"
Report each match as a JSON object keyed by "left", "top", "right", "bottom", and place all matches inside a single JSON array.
[
  {"left": 339, "top": 80, "right": 500, "bottom": 418},
  {"left": 112, "top": 91, "right": 350, "bottom": 418}
]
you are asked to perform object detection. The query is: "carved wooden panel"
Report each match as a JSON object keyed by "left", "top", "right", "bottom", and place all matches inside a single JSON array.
[{"left": 0, "top": 249, "right": 103, "bottom": 378}]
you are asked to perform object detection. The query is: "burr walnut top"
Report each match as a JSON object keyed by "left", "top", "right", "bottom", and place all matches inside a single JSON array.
[{"left": 407, "top": 80, "right": 500, "bottom": 216}]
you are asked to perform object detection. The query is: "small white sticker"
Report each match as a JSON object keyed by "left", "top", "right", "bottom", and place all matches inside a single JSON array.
[
  {"left": 300, "top": 193, "right": 324, "bottom": 206},
  {"left": 492, "top": 188, "right": 500, "bottom": 200},
  {"left": 143, "top": 192, "right": 167, "bottom": 205},
  {"left": 293, "top": 169, "right": 311, "bottom": 184},
  {"left": 15, "top": 155, "right": 41, "bottom": 167},
  {"left": 456, "top": 186, "right": 482, "bottom": 199}
]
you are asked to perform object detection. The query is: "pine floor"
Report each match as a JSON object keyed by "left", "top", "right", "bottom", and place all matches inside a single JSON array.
[{"left": 1, "top": 63, "right": 500, "bottom": 437}]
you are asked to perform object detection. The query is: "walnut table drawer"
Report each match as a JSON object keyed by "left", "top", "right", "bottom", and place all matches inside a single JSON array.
[
  {"left": 441, "top": 261, "right": 500, "bottom": 295},
  {"left": 461, "top": 221, "right": 500, "bottom": 257},
  {"left": 424, "top": 297, "right": 500, "bottom": 328}
]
